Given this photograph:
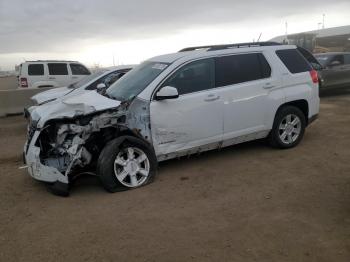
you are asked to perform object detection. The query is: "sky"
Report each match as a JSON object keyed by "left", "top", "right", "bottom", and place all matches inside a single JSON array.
[{"left": 0, "top": 0, "right": 350, "bottom": 70}]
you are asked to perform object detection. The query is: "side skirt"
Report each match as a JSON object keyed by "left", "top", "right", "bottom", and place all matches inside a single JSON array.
[{"left": 157, "top": 130, "right": 270, "bottom": 162}]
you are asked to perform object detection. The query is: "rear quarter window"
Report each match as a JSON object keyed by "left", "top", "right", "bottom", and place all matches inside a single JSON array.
[
  {"left": 276, "top": 49, "right": 312, "bottom": 74},
  {"left": 28, "top": 64, "right": 44, "bottom": 76}
]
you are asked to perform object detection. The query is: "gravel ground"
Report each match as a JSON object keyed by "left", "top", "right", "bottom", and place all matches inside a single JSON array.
[{"left": 0, "top": 89, "right": 350, "bottom": 262}]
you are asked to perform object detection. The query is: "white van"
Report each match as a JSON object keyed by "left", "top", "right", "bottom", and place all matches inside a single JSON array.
[{"left": 18, "top": 61, "right": 91, "bottom": 89}]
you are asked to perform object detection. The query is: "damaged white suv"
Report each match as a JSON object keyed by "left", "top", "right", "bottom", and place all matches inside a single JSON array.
[{"left": 24, "top": 42, "right": 320, "bottom": 196}]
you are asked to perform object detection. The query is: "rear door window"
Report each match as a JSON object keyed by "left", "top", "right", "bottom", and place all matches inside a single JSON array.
[
  {"left": 48, "top": 63, "right": 68, "bottom": 75},
  {"left": 215, "top": 53, "right": 271, "bottom": 87},
  {"left": 70, "top": 63, "right": 90, "bottom": 75},
  {"left": 28, "top": 64, "right": 44, "bottom": 76},
  {"left": 276, "top": 49, "right": 312, "bottom": 73}
]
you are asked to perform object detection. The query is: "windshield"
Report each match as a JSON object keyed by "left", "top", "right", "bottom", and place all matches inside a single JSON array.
[
  {"left": 106, "top": 61, "right": 169, "bottom": 101},
  {"left": 69, "top": 70, "right": 107, "bottom": 89},
  {"left": 314, "top": 54, "right": 332, "bottom": 67}
]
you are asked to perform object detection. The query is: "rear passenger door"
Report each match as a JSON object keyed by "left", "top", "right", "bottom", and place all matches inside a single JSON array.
[
  {"left": 217, "top": 53, "right": 281, "bottom": 144},
  {"left": 47, "top": 63, "right": 70, "bottom": 87}
]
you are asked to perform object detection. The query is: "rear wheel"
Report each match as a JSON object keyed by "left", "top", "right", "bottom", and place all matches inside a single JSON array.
[
  {"left": 97, "top": 136, "right": 157, "bottom": 192},
  {"left": 269, "top": 106, "right": 306, "bottom": 149}
]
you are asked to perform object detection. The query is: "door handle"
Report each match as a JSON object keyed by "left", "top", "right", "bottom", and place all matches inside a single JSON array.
[
  {"left": 72, "top": 76, "right": 78, "bottom": 79},
  {"left": 49, "top": 77, "right": 56, "bottom": 80},
  {"left": 204, "top": 94, "right": 220, "bottom": 102}
]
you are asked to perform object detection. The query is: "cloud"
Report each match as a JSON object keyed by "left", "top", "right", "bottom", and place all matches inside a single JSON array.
[{"left": 1, "top": 0, "right": 349, "bottom": 54}]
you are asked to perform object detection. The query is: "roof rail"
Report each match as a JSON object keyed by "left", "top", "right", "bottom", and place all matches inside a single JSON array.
[
  {"left": 179, "top": 42, "right": 282, "bottom": 52},
  {"left": 25, "top": 60, "right": 78, "bottom": 63}
]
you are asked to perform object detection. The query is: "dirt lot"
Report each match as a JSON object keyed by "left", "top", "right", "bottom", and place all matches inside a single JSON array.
[
  {"left": 0, "top": 76, "right": 17, "bottom": 91},
  {"left": 0, "top": 89, "right": 350, "bottom": 262}
]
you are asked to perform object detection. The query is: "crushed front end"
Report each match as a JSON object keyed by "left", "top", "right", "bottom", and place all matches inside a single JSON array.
[{"left": 23, "top": 95, "right": 152, "bottom": 189}]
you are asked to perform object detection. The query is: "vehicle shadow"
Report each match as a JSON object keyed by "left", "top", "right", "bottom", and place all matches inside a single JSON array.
[{"left": 67, "top": 139, "right": 267, "bottom": 194}]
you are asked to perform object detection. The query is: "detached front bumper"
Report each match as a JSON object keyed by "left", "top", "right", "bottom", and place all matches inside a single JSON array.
[{"left": 24, "top": 131, "right": 69, "bottom": 184}]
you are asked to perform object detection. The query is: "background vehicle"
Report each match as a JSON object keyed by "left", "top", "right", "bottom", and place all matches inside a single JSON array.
[
  {"left": 31, "top": 65, "right": 134, "bottom": 105},
  {"left": 18, "top": 60, "right": 91, "bottom": 89},
  {"left": 315, "top": 52, "right": 350, "bottom": 89},
  {"left": 24, "top": 42, "right": 319, "bottom": 196}
]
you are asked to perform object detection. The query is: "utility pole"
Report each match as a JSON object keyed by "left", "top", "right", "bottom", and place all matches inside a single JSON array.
[
  {"left": 322, "top": 14, "right": 325, "bottom": 29},
  {"left": 285, "top": 22, "right": 288, "bottom": 44}
]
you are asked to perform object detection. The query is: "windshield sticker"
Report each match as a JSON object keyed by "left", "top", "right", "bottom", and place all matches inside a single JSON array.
[{"left": 152, "top": 63, "right": 168, "bottom": 70}]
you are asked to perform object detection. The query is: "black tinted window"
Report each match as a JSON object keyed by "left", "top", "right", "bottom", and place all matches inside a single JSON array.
[
  {"left": 86, "top": 71, "right": 126, "bottom": 90},
  {"left": 330, "top": 55, "right": 344, "bottom": 65},
  {"left": 28, "top": 64, "right": 44, "bottom": 76},
  {"left": 48, "top": 63, "right": 68, "bottom": 75},
  {"left": 215, "top": 53, "right": 271, "bottom": 87},
  {"left": 163, "top": 58, "right": 215, "bottom": 95},
  {"left": 276, "top": 49, "right": 312, "bottom": 73},
  {"left": 70, "top": 63, "right": 90, "bottom": 75}
]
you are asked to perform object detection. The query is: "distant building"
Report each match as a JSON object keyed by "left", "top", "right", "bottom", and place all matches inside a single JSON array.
[{"left": 270, "top": 25, "right": 350, "bottom": 53}]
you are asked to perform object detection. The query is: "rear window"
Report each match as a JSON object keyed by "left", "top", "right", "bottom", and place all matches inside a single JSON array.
[
  {"left": 70, "top": 63, "right": 90, "bottom": 75},
  {"left": 28, "top": 64, "right": 44, "bottom": 76},
  {"left": 276, "top": 49, "right": 312, "bottom": 74},
  {"left": 48, "top": 63, "right": 68, "bottom": 75},
  {"left": 215, "top": 53, "right": 271, "bottom": 87}
]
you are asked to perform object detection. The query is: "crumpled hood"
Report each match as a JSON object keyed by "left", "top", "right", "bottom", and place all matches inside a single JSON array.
[
  {"left": 31, "top": 87, "right": 71, "bottom": 105},
  {"left": 30, "top": 91, "right": 121, "bottom": 128}
]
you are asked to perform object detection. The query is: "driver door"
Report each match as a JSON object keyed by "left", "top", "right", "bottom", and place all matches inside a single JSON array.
[{"left": 150, "top": 58, "right": 224, "bottom": 157}]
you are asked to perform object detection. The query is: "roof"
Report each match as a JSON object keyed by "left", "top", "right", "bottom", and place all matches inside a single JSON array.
[
  {"left": 270, "top": 25, "right": 350, "bottom": 42},
  {"left": 149, "top": 42, "right": 296, "bottom": 63},
  {"left": 104, "top": 64, "right": 136, "bottom": 71},
  {"left": 24, "top": 60, "right": 79, "bottom": 63}
]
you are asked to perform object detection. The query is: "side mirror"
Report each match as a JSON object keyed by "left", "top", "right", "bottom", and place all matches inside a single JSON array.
[
  {"left": 96, "top": 83, "right": 106, "bottom": 90},
  {"left": 155, "top": 86, "right": 179, "bottom": 100}
]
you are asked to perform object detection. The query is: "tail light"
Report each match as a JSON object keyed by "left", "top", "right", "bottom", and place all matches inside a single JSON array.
[
  {"left": 309, "top": 70, "right": 319, "bottom": 84},
  {"left": 20, "top": 77, "right": 28, "bottom": 88}
]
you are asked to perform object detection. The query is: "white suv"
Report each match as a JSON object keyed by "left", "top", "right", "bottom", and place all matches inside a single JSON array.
[
  {"left": 18, "top": 60, "right": 91, "bottom": 89},
  {"left": 24, "top": 42, "right": 320, "bottom": 196}
]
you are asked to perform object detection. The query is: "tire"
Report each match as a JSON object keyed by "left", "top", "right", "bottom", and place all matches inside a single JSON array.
[
  {"left": 97, "top": 136, "right": 158, "bottom": 193},
  {"left": 268, "top": 106, "right": 306, "bottom": 149}
]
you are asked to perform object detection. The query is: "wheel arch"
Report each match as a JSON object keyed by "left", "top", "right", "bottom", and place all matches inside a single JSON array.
[{"left": 275, "top": 99, "right": 309, "bottom": 125}]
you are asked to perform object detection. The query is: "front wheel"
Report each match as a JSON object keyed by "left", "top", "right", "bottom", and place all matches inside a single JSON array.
[
  {"left": 268, "top": 106, "right": 306, "bottom": 149},
  {"left": 97, "top": 136, "right": 158, "bottom": 192}
]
